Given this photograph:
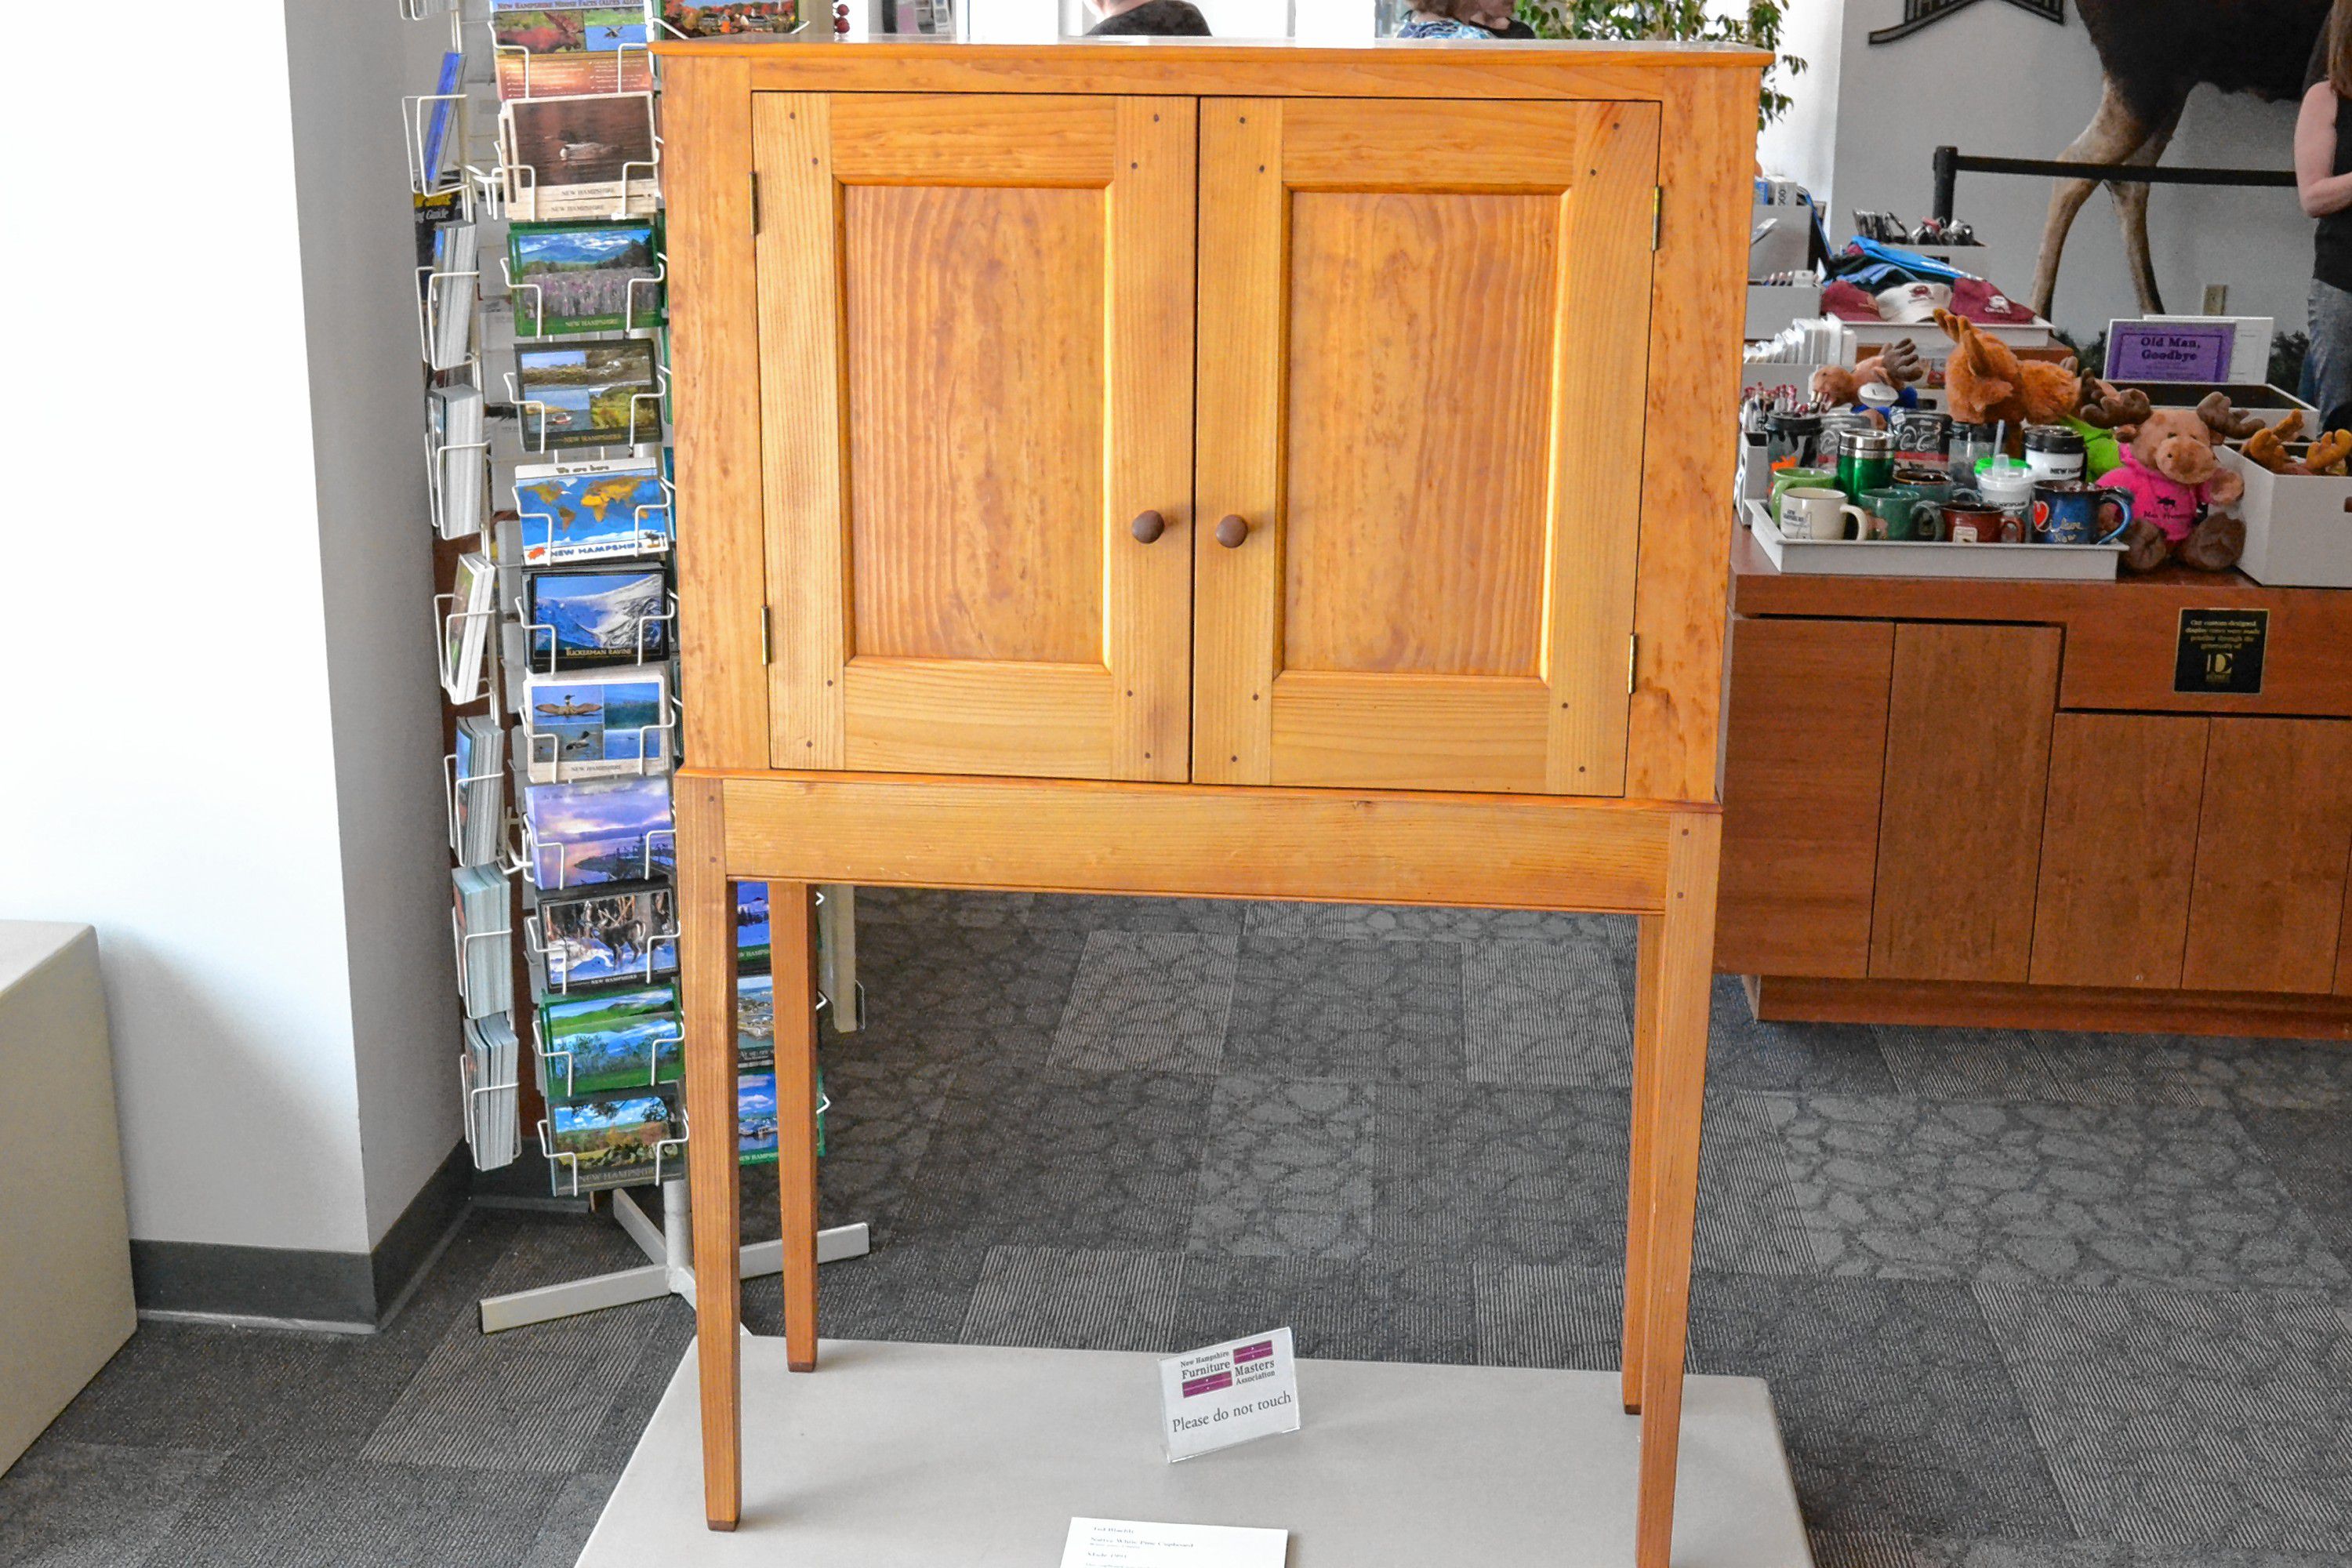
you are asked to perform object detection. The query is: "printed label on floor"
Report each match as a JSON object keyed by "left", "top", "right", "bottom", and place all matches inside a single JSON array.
[
  {"left": 1060, "top": 1517, "right": 1290, "bottom": 1566},
  {"left": 1157, "top": 1327, "right": 1301, "bottom": 1461}
]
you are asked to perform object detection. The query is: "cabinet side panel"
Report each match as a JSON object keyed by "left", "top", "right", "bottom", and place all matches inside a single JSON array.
[
  {"left": 2182, "top": 719, "right": 2352, "bottom": 995},
  {"left": 1868, "top": 623, "right": 2060, "bottom": 984},
  {"left": 1715, "top": 618, "right": 1894, "bottom": 978},
  {"left": 2030, "top": 713, "right": 2209, "bottom": 991},
  {"left": 668, "top": 59, "right": 768, "bottom": 769}
]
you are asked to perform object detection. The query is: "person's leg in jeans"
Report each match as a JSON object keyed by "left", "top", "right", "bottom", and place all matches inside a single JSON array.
[{"left": 2307, "top": 278, "right": 2352, "bottom": 430}]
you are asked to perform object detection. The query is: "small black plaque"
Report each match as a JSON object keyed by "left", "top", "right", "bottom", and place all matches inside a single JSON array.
[{"left": 2174, "top": 608, "right": 2267, "bottom": 695}]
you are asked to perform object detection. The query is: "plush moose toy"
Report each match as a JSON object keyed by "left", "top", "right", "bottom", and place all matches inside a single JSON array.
[
  {"left": 2241, "top": 409, "right": 2352, "bottom": 476},
  {"left": 2101, "top": 406, "right": 2246, "bottom": 573},
  {"left": 1809, "top": 339, "right": 1926, "bottom": 416},
  {"left": 1934, "top": 308, "right": 2081, "bottom": 448}
]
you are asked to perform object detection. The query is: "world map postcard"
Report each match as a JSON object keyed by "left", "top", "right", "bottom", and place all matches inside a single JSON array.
[
  {"left": 514, "top": 338, "right": 660, "bottom": 450},
  {"left": 523, "top": 775, "right": 675, "bottom": 889},
  {"left": 548, "top": 1089, "right": 678, "bottom": 1190},
  {"left": 539, "top": 981, "right": 681, "bottom": 1097},
  {"left": 524, "top": 562, "right": 670, "bottom": 671},
  {"left": 510, "top": 220, "right": 663, "bottom": 336},
  {"left": 514, "top": 457, "right": 670, "bottom": 563},
  {"left": 537, "top": 880, "right": 680, "bottom": 988},
  {"left": 522, "top": 666, "right": 670, "bottom": 783}
]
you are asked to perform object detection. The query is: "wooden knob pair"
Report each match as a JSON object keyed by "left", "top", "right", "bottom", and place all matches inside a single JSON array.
[{"left": 1130, "top": 512, "right": 1250, "bottom": 548}]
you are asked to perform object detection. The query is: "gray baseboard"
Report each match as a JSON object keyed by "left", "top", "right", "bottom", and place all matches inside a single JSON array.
[{"left": 130, "top": 1141, "right": 472, "bottom": 1330}]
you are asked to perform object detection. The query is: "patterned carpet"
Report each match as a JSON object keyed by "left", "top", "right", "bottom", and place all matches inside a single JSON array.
[{"left": 8, "top": 890, "right": 2352, "bottom": 1568}]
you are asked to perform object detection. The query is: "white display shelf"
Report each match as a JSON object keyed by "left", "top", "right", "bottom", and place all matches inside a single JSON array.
[{"left": 1745, "top": 500, "right": 2124, "bottom": 581}]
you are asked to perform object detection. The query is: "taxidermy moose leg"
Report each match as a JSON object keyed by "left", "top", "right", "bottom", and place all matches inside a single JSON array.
[
  {"left": 2031, "top": 80, "right": 2180, "bottom": 320},
  {"left": 2115, "top": 103, "right": 2184, "bottom": 315}
]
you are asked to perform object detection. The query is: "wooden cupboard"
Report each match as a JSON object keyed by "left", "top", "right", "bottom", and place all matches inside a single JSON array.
[{"left": 660, "top": 38, "right": 1762, "bottom": 1568}]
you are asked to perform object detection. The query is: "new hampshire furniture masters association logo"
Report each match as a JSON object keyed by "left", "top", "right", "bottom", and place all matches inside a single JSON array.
[{"left": 1870, "top": 0, "right": 2063, "bottom": 45}]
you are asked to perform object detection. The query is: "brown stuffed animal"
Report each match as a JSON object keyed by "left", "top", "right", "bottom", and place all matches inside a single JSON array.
[
  {"left": 1809, "top": 338, "right": 1926, "bottom": 412},
  {"left": 2103, "top": 408, "right": 2246, "bottom": 573},
  {"left": 2310, "top": 430, "right": 2352, "bottom": 474},
  {"left": 2077, "top": 376, "right": 2153, "bottom": 430},
  {"left": 1934, "top": 309, "right": 2080, "bottom": 447},
  {"left": 2242, "top": 411, "right": 2309, "bottom": 474},
  {"left": 2196, "top": 391, "right": 2265, "bottom": 441}
]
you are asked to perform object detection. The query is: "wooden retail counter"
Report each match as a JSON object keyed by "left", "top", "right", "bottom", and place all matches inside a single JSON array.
[{"left": 1719, "top": 526, "right": 2352, "bottom": 1038}]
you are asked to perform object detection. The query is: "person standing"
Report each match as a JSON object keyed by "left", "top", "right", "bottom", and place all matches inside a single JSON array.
[
  {"left": 1084, "top": 0, "right": 1210, "bottom": 34},
  {"left": 1396, "top": 0, "right": 1522, "bottom": 38},
  {"left": 2298, "top": 0, "right": 2352, "bottom": 429}
]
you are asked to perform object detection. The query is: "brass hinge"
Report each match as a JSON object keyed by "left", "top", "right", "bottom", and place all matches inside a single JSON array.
[
  {"left": 1627, "top": 633, "right": 1638, "bottom": 695},
  {"left": 761, "top": 606, "right": 773, "bottom": 665},
  {"left": 750, "top": 170, "right": 761, "bottom": 235},
  {"left": 1650, "top": 186, "right": 1662, "bottom": 252}
]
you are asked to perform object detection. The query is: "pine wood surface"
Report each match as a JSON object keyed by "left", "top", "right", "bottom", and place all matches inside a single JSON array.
[
  {"left": 2182, "top": 720, "right": 2352, "bottom": 996},
  {"left": 2031, "top": 714, "right": 2211, "bottom": 991},
  {"left": 1745, "top": 973, "right": 2352, "bottom": 1041},
  {"left": 675, "top": 775, "right": 742, "bottom": 1526}
]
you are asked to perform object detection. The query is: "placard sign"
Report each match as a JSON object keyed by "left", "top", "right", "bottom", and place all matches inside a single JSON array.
[
  {"left": 1059, "top": 1519, "right": 1289, "bottom": 1568},
  {"left": 2175, "top": 608, "right": 2267, "bottom": 695},
  {"left": 2107, "top": 321, "right": 2236, "bottom": 383},
  {"left": 1159, "top": 1328, "right": 1300, "bottom": 1461}
]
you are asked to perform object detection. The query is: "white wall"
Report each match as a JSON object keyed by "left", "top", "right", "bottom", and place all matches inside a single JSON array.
[
  {"left": 0, "top": 3, "right": 457, "bottom": 1264},
  {"left": 1771, "top": 0, "right": 2310, "bottom": 347}
]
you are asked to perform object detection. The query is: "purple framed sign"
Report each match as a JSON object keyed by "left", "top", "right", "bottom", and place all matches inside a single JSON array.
[{"left": 2106, "top": 321, "right": 2236, "bottom": 383}]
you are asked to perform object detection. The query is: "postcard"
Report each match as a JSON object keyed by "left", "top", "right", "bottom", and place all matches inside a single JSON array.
[
  {"left": 524, "top": 563, "right": 670, "bottom": 670},
  {"left": 738, "top": 1071, "right": 779, "bottom": 1166},
  {"left": 662, "top": 1, "right": 802, "bottom": 37},
  {"left": 548, "top": 1088, "right": 678, "bottom": 1190},
  {"left": 536, "top": 879, "right": 679, "bottom": 985},
  {"left": 514, "top": 457, "right": 670, "bottom": 563},
  {"left": 539, "top": 980, "right": 681, "bottom": 1096},
  {"left": 735, "top": 971, "right": 774, "bottom": 1068},
  {"left": 522, "top": 666, "right": 670, "bottom": 782},
  {"left": 523, "top": 776, "right": 675, "bottom": 888},
  {"left": 500, "top": 93, "right": 659, "bottom": 221},
  {"left": 492, "top": 6, "right": 654, "bottom": 100},
  {"left": 509, "top": 220, "right": 663, "bottom": 336},
  {"left": 736, "top": 881, "right": 771, "bottom": 971},
  {"left": 514, "top": 338, "right": 661, "bottom": 450}
]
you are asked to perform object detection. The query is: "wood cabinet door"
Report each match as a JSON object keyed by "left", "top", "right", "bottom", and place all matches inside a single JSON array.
[
  {"left": 753, "top": 93, "right": 1195, "bottom": 780},
  {"left": 2181, "top": 719, "right": 2352, "bottom": 995},
  {"left": 2030, "top": 713, "right": 2209, "bottom": 990},
  {"left": 1192, "top": 98, "right": 1661, "bottom": 795}
]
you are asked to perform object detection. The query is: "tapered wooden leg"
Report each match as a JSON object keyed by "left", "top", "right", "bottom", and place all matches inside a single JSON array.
[
  {"left": 774, "top": 881, "right": 822, "bottom": 1373},
  {"left": 1621, "top": 912, "right": 1665, "bottom": 1414},
  {"left": 1634, "top": 811, "right": 1721, "bottom": 1568},
  {"left": 678, "top": 777, "right": 742, "bottom": 1531}
]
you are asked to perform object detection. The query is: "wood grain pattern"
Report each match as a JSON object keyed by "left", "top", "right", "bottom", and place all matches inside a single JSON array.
[
  {"left": 666, "top": 58, "right": 767, "bottom": 769},
  {"left": 1715, "top": 617, "right": 1894, "bottom": 978},
  {"left": 830, "top": 93, "right": 1116, "bottom": 183},
  {"left": 1265, "top": 672, "right": 1549, "bottom": 793},
  {"left": 2031, "top": 713, "right": 2210, "bottom": 990},
  {"left": 1633, "top": 811, "right": 1721, "bottom": 1568},
  {"left": 753, "top": 93, "right": 848, "bottom": 768},
  {"left": 1868, "top": 624, "right": 2061, "bottom": 984},
  {"left": 845, "top": 181, "right": 1107, "bottom": 664},
  {"left": 675, "top": 775, "right": 742, "bottom": 1526},
  {"left": 1625, "top": 69, "right": 1755, "bottom": 805},
  {"left": 772, "top": 880, "right": 821, "bottom": 1371},
  {"left": 2182, "top": 720, "right": 2352, "bottom": 995},
  {"left": 843, "top": 659, "right": 1112, "bottom": 778},
  {"left": 1283, "top": 188, "right": 1555, "bottom": 678},
  {"left": 712, "top": 769, "right": 1688, "bottom": 914},
  {"left": 1621, "top": 909, "right": 1663, "bottom": 1414},
  {"left": 1749, "top": 972, "right": 2352, "bottom": 1041},
  {"left": 2340, "top": 871, "right": 2352, "bottom": 997}
]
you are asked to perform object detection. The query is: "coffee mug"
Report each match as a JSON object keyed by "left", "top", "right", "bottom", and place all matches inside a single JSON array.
[
  {"left": 1780, "top": 486, "right": 1869, "bottom": 543},
  {"left": 1862, "top": 487, "right": 1940, "bottom": 543},
  {"left": 2031, "top": 481, "right": 2132, "bottom": 546},
  {"left": 1942, "top": 502, "right": 2024, "bottom": 545},
  {"left": 1768, "top": 467, "right": 1838, "bottom": 520}
]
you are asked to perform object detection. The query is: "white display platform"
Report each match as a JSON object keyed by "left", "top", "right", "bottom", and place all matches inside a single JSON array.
[{"left": 579, "top": 1336, "right": 1814, "bottom": 1567}]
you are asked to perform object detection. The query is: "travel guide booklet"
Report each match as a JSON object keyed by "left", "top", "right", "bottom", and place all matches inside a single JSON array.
[
  {"left": 492, "top": 6, "right": 655, "bottom": 98},
  {"left": 514, "top": 338, "right": 662, "bottom": 450},
  {"left": 523, "top": 562, "right": 670, "bottom": 670},
  {"left": 512, "top": 457, "right": 670, "bottom": 563},
  {"left": 429, "top": 383, "right": 485, "bottom": 539},
  {"left": 509, "top": 220, "right": 663, "bottom": 336},
  {"left": 547, "top": 1087, "right": 679, "bottom": 1191},
  {"left": 536, "top": 980, "right": 681, "bottom": 1096},
  {"left": 523, "top": 775, "right": 675, "bottom": 889},
  {"left": 535, "top": 879, "right": 680, "bottom": 986},
  {"left": 441, "top": 551, "right": 499, "bottom": 702},
  {"left": 499, "top": 93, "right": 659, "bottom": 221},
  {"left": 521, "top": 665, "right": 670, "bottom": 783}
]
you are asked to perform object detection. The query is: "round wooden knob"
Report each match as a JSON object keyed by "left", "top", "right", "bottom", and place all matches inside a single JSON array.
[
  {"left": 1215, "top": 514, "right": 1250, "bottom": 549},
  {"left": 1131, "top": 510, "right": 1166, "bottom": 544}
]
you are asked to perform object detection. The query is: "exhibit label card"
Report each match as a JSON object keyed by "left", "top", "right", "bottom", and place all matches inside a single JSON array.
[
  {"left": 1059, "top": 1518, "right": 1289, "bottom": 1567},
  {"left": 1158, "top": 1328, "right": 1301, "bottom": 1461}
]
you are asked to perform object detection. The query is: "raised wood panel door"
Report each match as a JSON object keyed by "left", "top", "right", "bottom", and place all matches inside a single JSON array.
[
  {"left": 1868, "top": 623, "right": 2061, "bottom": 983},
  {"left": 2181, "top": 719, "right": 2352, "bottom": 995},
  {"left": 1193, "top": 98, "right": 1661, "bottom": 796},
  {"left": 2031, "top": 713, "right": 2209, "bottom": 990},
  {"left": 753, "top": 93, "right": 1195, "bottom": 780}
]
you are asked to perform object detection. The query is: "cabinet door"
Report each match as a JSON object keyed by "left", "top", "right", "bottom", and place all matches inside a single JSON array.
[
  {"left": 753, "top": 94, "right": 1195, "bottom": 780},
  {"left": 2182, "top": 719, "right": 2352, "bottom": 995},
  {"left": 1192, "top": 99, "right": 1661, "bottom": 795},
  {"left": 2030, "top": 713, "right": 2209, "bottom": 990},
  {"left": 1868, "top": 624, "right": 2060, "bottom": 982}
]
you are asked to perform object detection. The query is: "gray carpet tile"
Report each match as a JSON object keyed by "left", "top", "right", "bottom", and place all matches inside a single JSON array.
[
  {"left": 743, "top": 1240, "right": 991, "bottom": 1345},
  {"left": 517, "top": 1469, "right": 622, "bottom": 1568},
  {"left": 849, "top": 918, "right": 1090, "bottom": 1059},
  {"left": 1472, "top": 1261, "right": 1631, "bottom": 1372},
  {"left": 1188, "top": 1076, "right": 1377, "bottom": 1261},
  {"left": 1876, "top": 1026, "right": 2068, "bottom": 1105},
  {"left": 1243, "top": 900, "right": 1630, "bottom": 946},
  {"left": 858, "top": 887, "right": 1246, "bottom": 935},
  {"left": 361, "top": 1225, "right": 674, "bottom": 1473},
  {"left": 1976, "top": 1285, "right": 2352, "bottom": 1552},
  {"left": 2237, "top": 1107, "right": 2352, "bottom": 1265},
  {"left": 2030, "top": 1032, "right": 2352, "bottom": 1112},
  {"left": 1808, "top": 1534, "right": 2352, "bottom": 1568},
  {"left": 1690, "top": 1275, "right": 2070, "bottom": 1540},
  {"left": 570, "top": 1307, "right": 695, "bottom": 1474},
  {"left": 1465, "top": 937, "right": 1634, "bottom": 1088},
  {"left": 147, "top": 1451, "right": 565, "bottom": 1568},
  {"left": 960, "top": 1246, "right": 1185, "bottom": 1352},
  {"left": 1221, "top": 935, "right": 1466, "bottom": 1083},
  {"left": 1170, "top": 1254, "right": 1476, "bottom": 1365},
  {"left": 1691, "top": 1091, "right": 1819, "bottom": 1277},
  {"left": 1707, "top": 975, "right": 1898, "bottom": 1094},
  {"left": 0, "top": 1441, "right": 224, "bottom": 1568},
  {"left": 1764, "top": 1094, "right": 2352, "bottom": 1291},
  {"left": 898, "top": 1065, "right": 1215, "bottom": 1250},
  {"left": 811, "top": 1055, "right": 956, "bottom": 1241},
  {"left": 1049, "top": 931, "right": 1240, "bottom": 1074}
]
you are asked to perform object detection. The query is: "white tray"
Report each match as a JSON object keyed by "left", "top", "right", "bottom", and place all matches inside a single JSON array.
[{"left": 1745, "top": 500, "right": 2123, "bottom": 581}]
